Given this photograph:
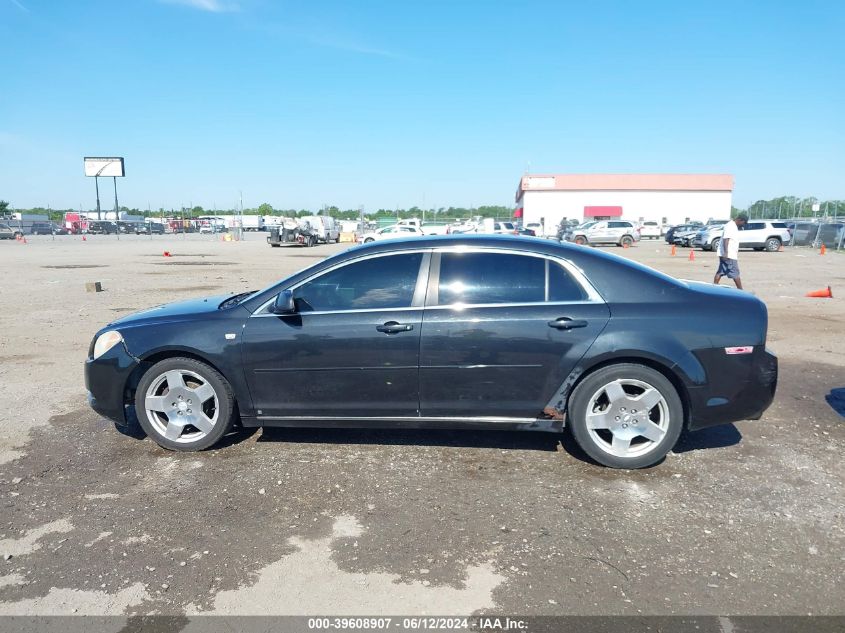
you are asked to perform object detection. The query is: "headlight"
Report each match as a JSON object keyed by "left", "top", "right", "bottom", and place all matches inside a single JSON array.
[{"left": 92, "top": 331, "right": 124, "bottom": 359}]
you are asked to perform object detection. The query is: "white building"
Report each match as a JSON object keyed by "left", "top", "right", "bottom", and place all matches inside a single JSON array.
[{"left": 515, "top": 174, "right": 733, "bottom": 234}]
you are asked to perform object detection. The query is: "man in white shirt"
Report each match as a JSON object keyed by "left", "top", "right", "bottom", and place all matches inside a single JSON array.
[{"left": 713, "top": 213, "right": 748, "bottom": 289}]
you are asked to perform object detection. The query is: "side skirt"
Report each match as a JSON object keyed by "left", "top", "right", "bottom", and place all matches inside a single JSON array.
[{"left": 240, "top": 415, "right": 564, "bottom": 433}]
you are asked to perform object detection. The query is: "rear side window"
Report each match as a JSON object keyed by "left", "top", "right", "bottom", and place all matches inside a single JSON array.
[
  {"left": 438, "top": 252, "right": 544, "bottom": 305},
  {"left": 608, "top": 221, "right": 632, "bottom": 228},
  {"left": 772, "top": 222, "right": 788, "bottom": 229},
  {"left": 548, "top": 262, "right": 588, "bottom": 302},
  {"left": 293, "top": 253, "right": 423, "bottom": 312},
  {"left": 745, "top": 223, "right": 765, "bottom": 231},
  {"left": 436, "top": 252, "right": 587, "bottom": 305}
]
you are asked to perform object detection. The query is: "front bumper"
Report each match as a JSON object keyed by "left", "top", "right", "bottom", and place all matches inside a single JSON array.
[
  {"left": 84, "top": 341, "right": 140, "bottom": 426},
  {"left": 687, "top": 348, "right": 778, "bottom": 431}
]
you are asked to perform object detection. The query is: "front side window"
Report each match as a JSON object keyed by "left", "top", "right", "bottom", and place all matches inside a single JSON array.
[{"left": 293, "top": 253, "right": 423, "bottom": 312}]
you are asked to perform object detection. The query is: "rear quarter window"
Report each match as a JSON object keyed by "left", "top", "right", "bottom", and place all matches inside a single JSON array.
[{"left": 772, "top": 222, "right": 788, "bottom": 229}]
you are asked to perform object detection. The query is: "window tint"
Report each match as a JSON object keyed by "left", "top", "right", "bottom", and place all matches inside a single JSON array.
[
  {"left": 293, "top": 253, "right": 422, "bottom": 312},
  {"left": 745, "top": 222, "right": 765, "bottom": 231},
  {"left": 772, "top": 222, "right": 788, "bottom": 229},
  {"left": 438, "top": 252, "right": 544, "bottom": 305},
  {"left": 608, "top": 221, "right": 631, "bottom": 228},
  {"left": 548, "top": 262, "right": 588, "bottom": 302}
]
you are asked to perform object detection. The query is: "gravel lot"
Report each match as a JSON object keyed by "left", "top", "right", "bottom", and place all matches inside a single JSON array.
[{"left": 0, "top": 233, "right": 842, "bottom": 616}]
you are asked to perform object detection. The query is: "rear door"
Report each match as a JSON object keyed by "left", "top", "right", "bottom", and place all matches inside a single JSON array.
[{"left": 419, "top": 249, "right": 610, "bottom": 418}]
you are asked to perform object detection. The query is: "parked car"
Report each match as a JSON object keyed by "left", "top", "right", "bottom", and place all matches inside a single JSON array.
[
  {"left": 87, "top": 221, "right": 119, "bottom": 235},
  {"left": 568, "top": 220, "right": 641, "bottom": 247},
  {"left": 693, "top": 220, "right": 791, "bottom": 252},
  {"left": 516, "top": 227, "right": 536, "bottom": 237},
  {"left": 299, "top": 216, "right": 339, "bottom": 244},
  {"left": 30, "top": 222, "right": 58, "bottom": 235},
  {"left": 494, "top": 221, "right": 517, "bottom": 234},
  {"left": 358, "top": 224, "right": 424, "bottom": 243},
  {"left": 85, "top": 235, "right": 777, "bottom": 469},
  {"left": 0, "top": 223, "right": 23, "bottom": 239},
  {"left": 136, "top": 222, "right": 166, "bottom": 235},
  {"left": 638, "top": 221, "right": 662, "bottom": 239},
  {"left": 116, "top": 222, "right": 138, "bottom": 234},
  {"left": 672, "top": 227, "right": 700, "bottom": 247},
  {"left": 664, "top": 223, "right": 704, "bottom": 244},
  {"left": 397, "top": 219, "right": 451, "bottom": 235}
]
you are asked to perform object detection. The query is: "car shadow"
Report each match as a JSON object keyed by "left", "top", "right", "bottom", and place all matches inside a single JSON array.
[
  {"left": 255, "top": 426, "right": 562, "bottom": 452},
  {"left": 673, "top": 423, "right": 742, "bottom": 453},
  {"left": 825, "top": 387, "right": 845, "bottom": 418}
]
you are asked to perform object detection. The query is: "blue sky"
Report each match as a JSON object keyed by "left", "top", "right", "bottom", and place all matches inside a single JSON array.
[{"left": 1, "top": 0, "right": 843, "bottom": 211}]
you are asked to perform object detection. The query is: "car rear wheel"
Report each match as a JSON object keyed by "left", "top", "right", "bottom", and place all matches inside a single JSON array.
[
  {"left": 710, "top": 237, "right": 720, "bottom": 253},
  {"left": 765, "top": 237, "right": 781, "bottom": 252},
  {"left": 574, "top": 235, "right": 587, "bottom": 245},
  {"left": 620, "top": 235, "right": 634, "bottom": 248},
  {"left": 135, "top": 357, "right": 236, "bottom": 451},
  {"left": 567, "top": 364, "right": 684, "bottom": 469},
  {"left": 364, "top": 237, "right": 375, "bottom": 243}
]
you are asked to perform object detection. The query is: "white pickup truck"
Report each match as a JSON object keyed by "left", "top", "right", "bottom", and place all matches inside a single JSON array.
[{"left": 397, "top": 218, "right": 450, "bottom": 235}]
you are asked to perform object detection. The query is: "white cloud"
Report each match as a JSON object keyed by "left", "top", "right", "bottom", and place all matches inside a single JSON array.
[{"left": 159, "top": 0, "right": 239, "bottom": 13}]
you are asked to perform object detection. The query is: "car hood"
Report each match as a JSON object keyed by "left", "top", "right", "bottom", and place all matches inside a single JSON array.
[{"left": 108, "top": 294, "right": 233, "bottom": 327}]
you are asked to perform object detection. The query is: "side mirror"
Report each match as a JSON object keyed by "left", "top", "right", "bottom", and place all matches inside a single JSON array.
[{"left": 272, "top": 289, "right": 296, "bottom": 314}]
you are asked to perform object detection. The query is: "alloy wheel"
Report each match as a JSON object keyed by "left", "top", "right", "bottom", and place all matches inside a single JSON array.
[
  {"left": 143, "top": 369, "right": 219, "bottom": 443},
  {"left": 584, "top": 378, "right": 670, "bottom": 458}
]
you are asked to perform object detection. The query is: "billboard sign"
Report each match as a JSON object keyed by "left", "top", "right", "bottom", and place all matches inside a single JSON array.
[{"left": 84, "top": 157, "right": 125, "bottom": 177}]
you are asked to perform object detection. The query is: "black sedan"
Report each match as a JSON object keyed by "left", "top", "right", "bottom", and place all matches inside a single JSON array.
[{"left": 85, "top": 235, "right": 777, "bottom": 468}]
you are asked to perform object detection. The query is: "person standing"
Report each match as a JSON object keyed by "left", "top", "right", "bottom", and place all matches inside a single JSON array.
[{"left": 714, "top": 213, "right": 748, "bottom": 289}]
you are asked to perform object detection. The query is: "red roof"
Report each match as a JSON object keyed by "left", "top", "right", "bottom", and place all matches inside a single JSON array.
[{"left": 517, "top": 174, "right": 733, "bottom": 198}]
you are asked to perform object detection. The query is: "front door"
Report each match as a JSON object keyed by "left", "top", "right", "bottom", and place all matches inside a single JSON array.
[
  {"left": 419, "top": 250, "right": 610, "bottom": 418},
  {"left": 241, "top": 252, "right": 428, "bottom": 418}
]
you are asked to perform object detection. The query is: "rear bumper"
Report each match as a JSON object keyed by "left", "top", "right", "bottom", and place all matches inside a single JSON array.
[
  {"left": 84, "top": 342, "right": 140, "bottom": 426},
  {"left": 687, "top": 348, "right": 778, "bottom": 431}
]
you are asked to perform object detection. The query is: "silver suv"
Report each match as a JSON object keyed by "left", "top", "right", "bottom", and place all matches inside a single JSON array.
[
  {"left": 693, "top": 220, "right": 791, "bottom": 252},
  {"left": 568, "top": 220, "right": 641, "bottom": 247}
]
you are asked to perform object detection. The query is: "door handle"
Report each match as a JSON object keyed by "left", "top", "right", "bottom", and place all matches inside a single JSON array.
[
  {"left": 548, "top": 317, "right": 588, "bottom": 330},
  {"left": 376, "top": 321, "right": 414, "bottom": 334}
]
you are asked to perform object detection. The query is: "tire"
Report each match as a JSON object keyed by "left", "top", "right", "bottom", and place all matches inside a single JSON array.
[
  {"left": 574, "top": 235, "right": 587, "bottom": 246},
  {"left": 710, "top": 238, "right": 720, "bottom": 253},
  {"left": 134, "top": 357, "right": 237, "bottom": 451},
  {"left": 364, "top": 237, "right": 375, "bottom": 243},
  {"left": 620, "top": 235, "right": 634, "bottom": 248},
  {"left": 567, "top": 363, "right": 684, "bottom": 469},
  {"left": 765, "top": 237, "right": 781, "bottom": 252}
]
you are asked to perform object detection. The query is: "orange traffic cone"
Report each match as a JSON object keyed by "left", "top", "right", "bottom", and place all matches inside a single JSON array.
[
  {"left": 688, "top": 249, "right": 695, "bottom": 262},
  {"left": 82, "top": 235, "right": 87, "bottom": 241},
  {"left": 778, "top": 243, "right": 784, "bottom": 252},
  {"left": 623, "top": 241, "right": 630, "bottom": 249},
  {"left": 163, "top": 251, "right": 171, "bottom": 257},
  {"left": 20, "top": 235, "right": 27, "bottom": 244},
  {"left": 670, "top": 244, "right": 676, "bottom": 256},
  {"left": 820, "top": 244, "right": 826, "bottom": 255},
  {"left": 806, "top": 286, "right": 833, "bottom": 298}
]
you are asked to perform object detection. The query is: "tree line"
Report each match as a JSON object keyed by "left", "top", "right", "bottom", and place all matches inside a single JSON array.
[{"left": 3, "top": 197, "right": 844, "bottom": 224}]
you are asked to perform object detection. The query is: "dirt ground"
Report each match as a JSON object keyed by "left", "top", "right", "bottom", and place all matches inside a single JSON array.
[{"left": 0, "top": 233, "right": 842, "bottom": 617}]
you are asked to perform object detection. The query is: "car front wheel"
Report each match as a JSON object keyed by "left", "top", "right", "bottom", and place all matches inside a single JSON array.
[
  {"left": 765, "top": 237, "right": 781, "bottom": 252},
  {"left": 567, "top": 363, "right": 684, "bottom": 469},
  {"left": 135, "top": 357, "right": 236, "bottom": 451}
]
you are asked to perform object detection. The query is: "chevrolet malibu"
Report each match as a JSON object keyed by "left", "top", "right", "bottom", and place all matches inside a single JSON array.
[{"left": 85, "top": 235, "right": 777, "bottom": 468}]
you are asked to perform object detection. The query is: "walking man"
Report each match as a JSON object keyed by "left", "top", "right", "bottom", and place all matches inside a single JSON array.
[{"left": 714, "top": 213, "right": 748, "bottom": 289}]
